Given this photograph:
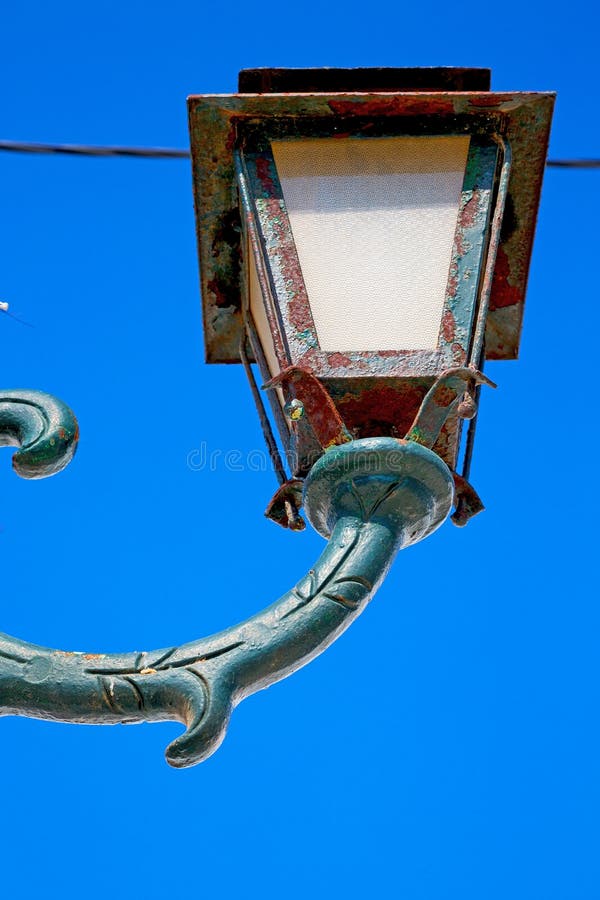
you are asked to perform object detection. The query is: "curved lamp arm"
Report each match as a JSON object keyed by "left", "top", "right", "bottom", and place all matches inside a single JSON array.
[{"left": 0, "top": 390, "right": 454, "bottom": 768}]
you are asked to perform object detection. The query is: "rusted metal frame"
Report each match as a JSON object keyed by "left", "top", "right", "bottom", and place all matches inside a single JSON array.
[
  {"left": 405, "top": 367, "right": 495, "bottom": 449},
  {"left": 402, "top": 364, "right": 497, "bottom": 527},
  {"left": 236, "top": 148, "right": 319, "bottom": 494},
  {"left": 234, "top": 148, "right": 293, "bottom": 372},
  {"left": 235, "top": 149, "right": 292, "bottom": 454},
  {"left": 188, "top": 92, "right": 554, "bottom": 365},
  {"left": 457, "top": 137, "right": 512, "bottom": 491},
  {"left": 236, "top": 140, "right": 321, "bottom": 373},
  {"left": 237, "top": 141, "right": 347, "bottom": 476},
  {"left": 239, "top": 128, "right": 498, "bottom": 381},
  {"left": 484, "top": 98, "right": 554, "bottom": 358},
  {"left": 237, "top": 120, "right": 498, "bottom": 476},
  {"left": 238, "top": 259, "right": 306, "bottom": 529},
  {"left": 468, "top": 135, "right": 513, "bottom": 369},
  {"left": 188, "top": 100, "right": 242, "bottom": 364},
  {"left": 441, "top": 138, "right": 499, "bottom": 367},
  {"left": 264, "top": 367, "right": 353, "bottom": 451},
  {"left": 238, "top": 131, "right": 443, "bottom": 471}
]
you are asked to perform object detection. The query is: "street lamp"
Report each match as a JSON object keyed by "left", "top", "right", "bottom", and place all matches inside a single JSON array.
[{"left": 0, "top": 68, "right": 554, "bottom": 767}]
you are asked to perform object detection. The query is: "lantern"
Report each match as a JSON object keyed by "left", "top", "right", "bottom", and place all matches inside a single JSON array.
[{"left": 189, "top": 67, "right": 553, "bottom": 527}]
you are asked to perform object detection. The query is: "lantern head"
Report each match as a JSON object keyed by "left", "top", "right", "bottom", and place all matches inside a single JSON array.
[{"left": 188, "top": 67, "right": 554, "bottom": 512}]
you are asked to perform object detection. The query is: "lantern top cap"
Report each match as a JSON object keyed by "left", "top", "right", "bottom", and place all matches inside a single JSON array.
[{"left": 238, "top": 67, "right": 492, "bottom": 94}]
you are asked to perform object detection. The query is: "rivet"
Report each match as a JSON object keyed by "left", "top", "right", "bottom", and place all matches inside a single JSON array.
[{"left": 285, "top": 399, "right": 305, "bottom": 421}]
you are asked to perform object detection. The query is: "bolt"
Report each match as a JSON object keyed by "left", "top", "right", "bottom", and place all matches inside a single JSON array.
[
  {"left": 457, "top": 394, "right": 477, "bottom": 420},
  {"left": 285, "top": 399, "right": 305, "bottom": 421}
]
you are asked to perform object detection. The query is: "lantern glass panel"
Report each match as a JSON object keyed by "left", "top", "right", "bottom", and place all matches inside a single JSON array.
[
  {"left": 271, "top": 135, "right": 470, "bottom": 352},
  {"left": 248, "top": 241, "right": 280, "bottom": 377}
]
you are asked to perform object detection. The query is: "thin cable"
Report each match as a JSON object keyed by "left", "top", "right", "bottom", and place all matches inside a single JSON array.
[
  {"left": 0, "top": 140, "right": 598, "bottom": 167},
  {"left": 0, "top": 308, "right": 34, "bottom": 327},
  {"left": 546, "top": 158, "right": 600, "bottom": 168},
  {"left": 0, "top": 140, "right": 190, "bottom": 159}
]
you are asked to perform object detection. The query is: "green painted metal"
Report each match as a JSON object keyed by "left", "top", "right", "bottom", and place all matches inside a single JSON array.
[
  {"left": 0, "top": 390, "right": 454, "bottom": 767},
  {"left": 0, "top": 390, "right": 78, "bottom": 477}
]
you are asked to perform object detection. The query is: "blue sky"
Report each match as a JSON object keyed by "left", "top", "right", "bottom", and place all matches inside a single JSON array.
[{"left": 2, "top": 3, "right": 599, "bottom": 898}]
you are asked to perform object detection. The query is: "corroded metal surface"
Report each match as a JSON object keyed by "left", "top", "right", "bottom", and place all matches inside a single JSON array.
[
  {"left": 264, "top": 478, "right": 305, "bottom": 531},
  {"left": 0, "top": 418, "right": 453, "bottom": 767},
  {"left": 264, "top": 366, "right": 353, "bottom": 450},
  {"left": 405, "top": 367, "right": 496, "bottom": 449},
  {"left": 188, "top": 88, "right": 554, "bottom": 365},
  {"left": 451, "top": 473, "right": 485, "bottom": 527},
  {"left": 403, "top": 367, "right": 495, "bottom": 526}
]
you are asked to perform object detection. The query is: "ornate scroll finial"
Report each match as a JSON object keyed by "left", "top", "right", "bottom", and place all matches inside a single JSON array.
[{"left": 0, "top": 390, "right": 78, "bottom": 478}]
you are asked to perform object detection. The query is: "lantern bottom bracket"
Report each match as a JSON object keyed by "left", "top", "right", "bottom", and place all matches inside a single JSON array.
[
  {"left": 262, "top": 365, "right": 494, "bottom": 531},
  {"left": 0, "top": 390, "right": 455, "bottom": 767}
]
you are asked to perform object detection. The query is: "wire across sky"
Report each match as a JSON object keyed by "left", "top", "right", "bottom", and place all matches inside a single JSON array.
[{"left": 0, "top": 139, "right": 598, "bottom": 167}]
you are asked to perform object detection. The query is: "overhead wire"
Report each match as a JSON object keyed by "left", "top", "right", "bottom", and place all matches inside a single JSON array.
[
  {"left": 0, "top": 139, "right": 598, "bottom": 167},
  {"left": 0, "top": 140, "right": 190, "bottom": 159},
  {"left": 546, "top": 158, "right": 600, "bottom": 168}
]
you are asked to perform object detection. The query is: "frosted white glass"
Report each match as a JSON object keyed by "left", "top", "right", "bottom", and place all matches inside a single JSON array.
[
  {"left": 271, "top": 136, "right": 469, "bottom": 352},
  {"left": 248, "top": 242, "right": 280, "bottom": 377},
  {"left": 248, "top": 242, "right": 286, "bottom": 409}
]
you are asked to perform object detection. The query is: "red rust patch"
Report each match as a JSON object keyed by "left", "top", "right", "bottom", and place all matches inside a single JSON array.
[
  {"left": 288, "top": 292, "right": 312, "bottom": 332},
  {"left": 327, "top": 352, "right": 353, "bottom": 368},
  {"left": 207, "top": 277, "right": 233, "bottom": 309},
  {"left": 270, "top": 368, "right": 350, "bottom": 447},
  {"left": 461, "top": 191, "right": 480, "bottom": 228},
  {"left": 432, "top": 384, "right": 456, "bottom": 407},
  {"left": 337, "top": 384, "right": 427, "bottom": 438},
  {"left": 224, "top": 121, "right": 236, "bottom": 153},
  {"left": 489, "top": 246, "right": 521, "bottom": 309},
  {"left": 468, "top": 96, "right": 505, "bottom": 108},
  {"left": 441, "top": 309, "right": 455, "bottom": 343},
  {"left": 256, "top": 156, "right": 277, "bottom": 194},
  {"left": 262, "top": 199, "right": 314, "bottom": 332},
  {"left": 327, "top": 96, "right": 456, "bottom": 118}
]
